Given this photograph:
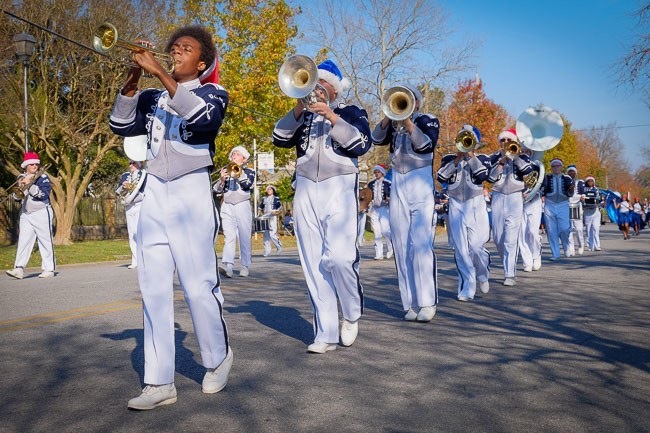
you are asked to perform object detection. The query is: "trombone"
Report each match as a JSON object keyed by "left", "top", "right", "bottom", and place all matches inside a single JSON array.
[{"left": 278, "top": 55, "right": 329, "bottom": 106}]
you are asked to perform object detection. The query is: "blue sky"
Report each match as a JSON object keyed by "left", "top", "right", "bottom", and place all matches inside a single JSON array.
[{"left": 437, "top": 0, "right": 648, "bottom": 171}]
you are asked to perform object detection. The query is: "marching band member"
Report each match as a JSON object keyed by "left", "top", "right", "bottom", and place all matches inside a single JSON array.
[
  {"left": 518, "top": 148, "right": 543, "bottom": 272},
  {"left": 258, "top": 185, "right": 283, "bottom": 257},
  {"left": 358, "top": 184, "right": 372, "bottom": 247},
  {"left": 5, "top": 151, "right": 56, "bottom": 279},
  {"left": 272, "top": 59, "right": 371, "bottom": 353},
  {"left": 213, "top": 146, "right": 255, "bottom": 277},
  {"left": 372, "top": 85, "right": 440, "bottom": 322},
  {"left": 541, "top": 158, "right": 574, "bottom": 260},
  {"left": 116, "top": 160, "right": 146, "bottom": 269},
  {"left": 109, "top": 25, "right": 232, "bottom": 409},
  {"left": 582, "top": 176, "right": 603, "bottom": 251},
  {"left": 367, "top": 164, "right": 394, "bottom": 260},
  {"left": 436, "top": 125, "right": 491, "bottom": 301},
  {"left": 487, "top": 129, "right": 533, "bottom": 286},
  {"left": 566, "top": 165, "right": 585, "bottom": 256}
]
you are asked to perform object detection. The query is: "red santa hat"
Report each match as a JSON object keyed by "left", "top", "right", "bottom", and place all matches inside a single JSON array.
[
  {"left": 21, "top": 151, "right": 40, "bottom": 168},
  {"left": 585, "top": 176, "right": 595, "bottom": 184},
  {"left": 498, "top": 128, "right": 518, "bottom": 142},
  {"left": 199, "top": 54, "right": 220, "bottom": 85},
  {"left": 373, "top": 164, "right": 387, "bottom": 176}
]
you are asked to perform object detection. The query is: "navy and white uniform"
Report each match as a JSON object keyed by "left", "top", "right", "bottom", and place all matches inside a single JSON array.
[
  {"left": 567, "top": 177, "right": 586, "bottom": 254},
  {"left": 367, "top": 177, "right": 393, "bottom": 259},
  {"left": 583, "top": 185, "right": 602, "bottom": 250},
  {"left": 372, "top": 112, "right": 440, "bottom": 313},
  {"left": 110, "top": 78, "right": 230, "bottom": 385},
  {"left": 542, "top": 173, "right": 573, "bottom": 259},
  {"left": 12, "top": 173, "right": 55, "bottom": 273},
  {"left": 214, "top": 166, "right": 255, "bottom": 269},
  {"left": 487, "top": 152, "right": 533, "bottom": 280},
  {"left": 116, "top": 168, "right": 146, "bottom": 268},
  {"left": 518, "top": 162, "right": 544, "bottom": 271},
  {"left": 258, "top": 193, "right": 283, "bottom": 256},
  {"left": 437, "top": 153, "right": 491, "bottom": 300},
  {"left": 272, "top": 101, "right": 371, "bottom": 345}
]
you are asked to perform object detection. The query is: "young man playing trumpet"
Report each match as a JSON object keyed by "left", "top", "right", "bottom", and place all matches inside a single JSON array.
[
  {"left": 6, "top": 151, "right": 56, "bottom": 279},
  {"left": 109, "top": 25, "right": 232, "bottom": 410},
  {"left": 437, "top": 125, "right": 492, "bottom": 301}
]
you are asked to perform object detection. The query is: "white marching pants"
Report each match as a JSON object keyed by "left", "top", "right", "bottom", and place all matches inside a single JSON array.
[
  {"left": 13, "top": 206, "right": 55, "bottom": 272},
  {"left": 125, "top": 202, "right": 141, "bottom": 267},
  {"left": 294, "top": 174, "right": 363, "bottom": 344},
  {"left": 221, "top": 201, "right": 253, "bottom": 268},
  {"left": 263, "top": 216, "right": 282, "bottom": 255},
  {"left": 518, "top": 196, "right": 543, "bottom": 269},
  {"left": 584, "top": 209, "right": 601, "bottom": 250},
  {"left": 357, "top": 211, "right": 367, "bottom": 246},
  {"left": 448, "top": 195, "right": 490, "bottom": 300},
  {"left": 490, "top": 192, "right": 523, "bottom": 279},
  {"left": 389, "top": 167, "right": 437, "bottom": 311},
  {"left": 544, "top": 200, "right": 570, "bottom": 259},
  {"left": 369, "top": 205, "right": 393, "bottom": 258},
  {"left": 568, "top": 216, "right": 585, "bottom": 251},
  {"left": 137, "top": 169, "right": 229, "bottom": 385}
]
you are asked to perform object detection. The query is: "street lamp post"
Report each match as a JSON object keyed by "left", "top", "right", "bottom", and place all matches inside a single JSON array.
[{"left": 13, "top": 32, "right": 36, "bottom": 153}]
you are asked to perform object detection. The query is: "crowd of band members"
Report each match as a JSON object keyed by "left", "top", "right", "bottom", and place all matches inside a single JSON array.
[{"left": 5, "top": 29, "right": 650, "bottom": 410}]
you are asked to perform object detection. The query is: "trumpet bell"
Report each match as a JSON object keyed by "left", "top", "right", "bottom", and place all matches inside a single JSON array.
[
  {"left": 278, "top": 55, "right": 319, "bottom": 99},
  {"left": 455, "top": 130, "right": 477, "bottom": 153},
  {"left": 381, "top": 86, "right": 415, "bottom": 121},
  {"left": 516, "top": 106, "right": 564, "bottom": 152}
]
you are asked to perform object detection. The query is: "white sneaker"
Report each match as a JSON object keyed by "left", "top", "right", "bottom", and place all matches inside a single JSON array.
[
  {"left": 416, "top": 306, "right": 436, "bottom": 322},
  {"left": 386, "top": 251, "right": 393, "bottom": 259},
  {"left": 38, "top": 271, "right": 55, "bottom": 278},
  {"left": 239, "top": 267, "right": 249, "bottom": 277},
  {"left": 340, "top": 319, "right": 358, "bottom": 347},
  {"left": 127, "top": 264, "right": 137, "bottom": 269},
  {"left": 578, "top": 247, "right": 584, "bottom": 255},
  {"left": 276, "top": 246, "right": 283, "bottom": 255},
  {"left": 219, "top": 264, "right": 234, "bottom": 278},
  {"left": 532, "top": 258, "right": 542, "bottom": 271},
  {"left": 202, "top": 349, "right": 234, "bottom": 394},
  {"left": 595, "top": 247, "right": 602, "bottom": 251},
  {"left": 374, "top": 255, "right": 384, "bottom": 260},
  {"left": 263, "top": 251, "right": 270, "bottom": 257},
  {"left": 523, "top": 266, "right": 533, "bottom": 272},
  {"left": 479, "top": 281, "right": 490, "bottom": 294},
  {"left": 404, "top": 308, "right": 418, "bottom": 321},
  {"left": 565, "top": 249, "right": 574, "bottom": 258},
  {"left": 307, "top": 341, "right": 337, "bottom": 354},
  {"left": 457, "top": 295, "right": 471, "bottom": 302},
  {"left": 127, "top": 384, "right": 177, "bottom": 410},
  {"left": 6, "top": 268, "right": 24, "bottom": 279},
  {"left": 503, "top": 278, "right": 516, "bottom": 286}
]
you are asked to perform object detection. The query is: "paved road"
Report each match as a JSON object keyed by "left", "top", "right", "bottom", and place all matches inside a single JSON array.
[{"left": 0, "top": 224, "right": 648, "bottom": 433}]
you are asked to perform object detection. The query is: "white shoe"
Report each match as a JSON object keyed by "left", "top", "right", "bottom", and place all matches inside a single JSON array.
[
  {"left": 307, "top": 342, "right": 337, "bottom": 354},
  {"left": 202, "top": 349, "right": 234, "bottom": 394},
  {"left": 386, "top": 251, "right": 393, "bottom": 259},
  {"left": 220, "top": 264, "right": 234, "bottom": 278},
  {"left": 578, "top": 247, "right": 584, "bottom": 255},
  {"left": 479, "top": 281, "right": 490, "bottom": 294},
  {"left": 532, "top": 258, "right": 542, "bottom": 271},
  {"left": 340, "top": 319, "right": 358, "bottom": 347},
  {"left": 276, "top": 246, "right": 283, "bottom": 255},
  {"left": 416, "top": 306, "right": 436, "bottom": 322},
  {"left": 6, "top": 268, "right": 24, "bottom": 279},
  {"left": 565, "top": 249, "right": 574, "bottom": 258},
  {"left": 38, "top": 271, "right": 55, "bottom": 278},
  {"left": 128, "top": 384, "right": 177, "bottom": 410},
  {"left": 457, "top": 295, "right": 471, "bottom": 302},
  {"left": 595, "top": 247, "right": 602, "bottom": 251},
  {"left": 263, "top": 251, "right": 270, "bottom": 257},
  {"left": 239, "top": 267, "right": 249, "bottom": 277},
  {"left": 503, "top": 278, "right": 516, "bottom": 286},
  {"left": 127, "top": 264, "right": 137, "bottom": 269},
  {"left": 404, "top": 308, "right": 418, "bottom": 321},
  {"left": 523, "top": 266, "right": 532, "bottom": 272},
  {"left": 373, "top": 255, "right": 383, "bottom": 260}
]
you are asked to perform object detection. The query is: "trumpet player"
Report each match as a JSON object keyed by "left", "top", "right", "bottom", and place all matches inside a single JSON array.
[
  {"left": 6, "top": 152, "right": 56, "bottom": 280},
  {"left": 487, "top": 129, "right": 534, "bottom": 286},
  {"left": 566, "top": 165, "right": 585, "bottom": 256},
  {"left": 436, "top": 125, "right": 492, "bottom": 301},
  {"left": 273, "top": 59, "right": 371, "bottom": 353},
  {"left": 371, "top": 85, "right": 440, "bottom": 322},
  {"left": 116, "top": 160, "right": 146, "bottom": 269},
  {"left": 213, "top": 146, "right": 255, "bottom": 278},
  {"left": 367, "top": 164, "right": 393, "bottom": 260}
]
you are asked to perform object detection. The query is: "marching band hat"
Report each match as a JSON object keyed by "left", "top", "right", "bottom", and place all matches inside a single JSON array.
[
  {"left": 21, "top": 151, "right": 40, "bottom": 168},
  {"left": 566, "top": 164, "right": 577, "bottom": 174},
  {"left": 373, "top": 164, "right": 387, "bottom": 176},
  {"left": 460, "top": 124, "right": 482, "bottom": 143},
  {"left": 498, "top": 128, "right": 518, "bottom": 142},
  {"left": 229, "top": 146, "right": 250, "bottom": 161},
  {"left": 266, "top": 185, "right": 277, "bottom": 193},
  {"left": 585, "top": 176, "right": 595, "bottom": 183},
  {"left": 199, "top": 54, "right": 219, "bottom": 85},
  {"left": 317, "top": 60, "right": 351, "bottom": 99},
  {"left": 550, "top": 158, "right": 564, "bottom": 167}
]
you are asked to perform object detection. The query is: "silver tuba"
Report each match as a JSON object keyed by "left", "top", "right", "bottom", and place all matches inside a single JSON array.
[
  {"left": 278, "top": 55, "right": 328, "bottom": 106},
  {"left": 381, "top": 86, "right": 416, "bottom": 121},
  {"left": 515, "top": 105, "right": 564, "bottom": 161}
]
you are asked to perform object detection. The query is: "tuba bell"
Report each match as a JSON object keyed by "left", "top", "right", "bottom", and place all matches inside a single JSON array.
[
  {"left": 278, "top": 55, "right": 328, "bottom": 106},
  {"left": 515, "top": 105, "right": 564, "bottom": 160},
  {"left": 381, "top": 86, "right": 416, "bottom": 121}
]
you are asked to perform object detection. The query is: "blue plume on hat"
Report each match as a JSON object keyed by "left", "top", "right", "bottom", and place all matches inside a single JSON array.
[{"left": 318, "top": 59, "right": 350, "bottom": 99}]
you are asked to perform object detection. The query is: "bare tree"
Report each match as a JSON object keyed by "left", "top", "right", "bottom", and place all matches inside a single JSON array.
[{"left": 617, "top": 2, "right": 650, "bottom": 104}]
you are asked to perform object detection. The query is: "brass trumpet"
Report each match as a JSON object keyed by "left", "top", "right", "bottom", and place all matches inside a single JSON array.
[
  {"left": 225, "top": 162, "right": 243, "bottom": 179},
  {"left": 455, "top": 130, "right": 478, "bottom": 153},
  {"left": 503, "top": 140, "right": 521, "bottom": 158},
  {"left": 381, "top": 86, "right": 416, "bottom": 122},
  {"left": 11, "top": 165, "right": 50, "bottom": 200},
  {"left": 92, "top": 22, "right": 175, "bottom": 73}
]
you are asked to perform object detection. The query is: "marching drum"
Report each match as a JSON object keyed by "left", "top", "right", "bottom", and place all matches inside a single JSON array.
[
  {"left": 254, "top": 217, "right": 272, "bottom": 232},
  {"left": 569, "top": 202, "right": 582, "bottom": 220},
  {"left": 584, "top": 190, "right": 599, "bottom": 207}
]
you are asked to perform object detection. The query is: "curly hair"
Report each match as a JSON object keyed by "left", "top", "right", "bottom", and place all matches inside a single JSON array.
[{"left": 165, "top": 26, "right": 216, "bottom": 69}]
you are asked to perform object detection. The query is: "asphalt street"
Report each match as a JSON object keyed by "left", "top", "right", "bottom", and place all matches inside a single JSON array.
[{"left": 0, "top": 223, "right": 648, "bottom": 433}]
